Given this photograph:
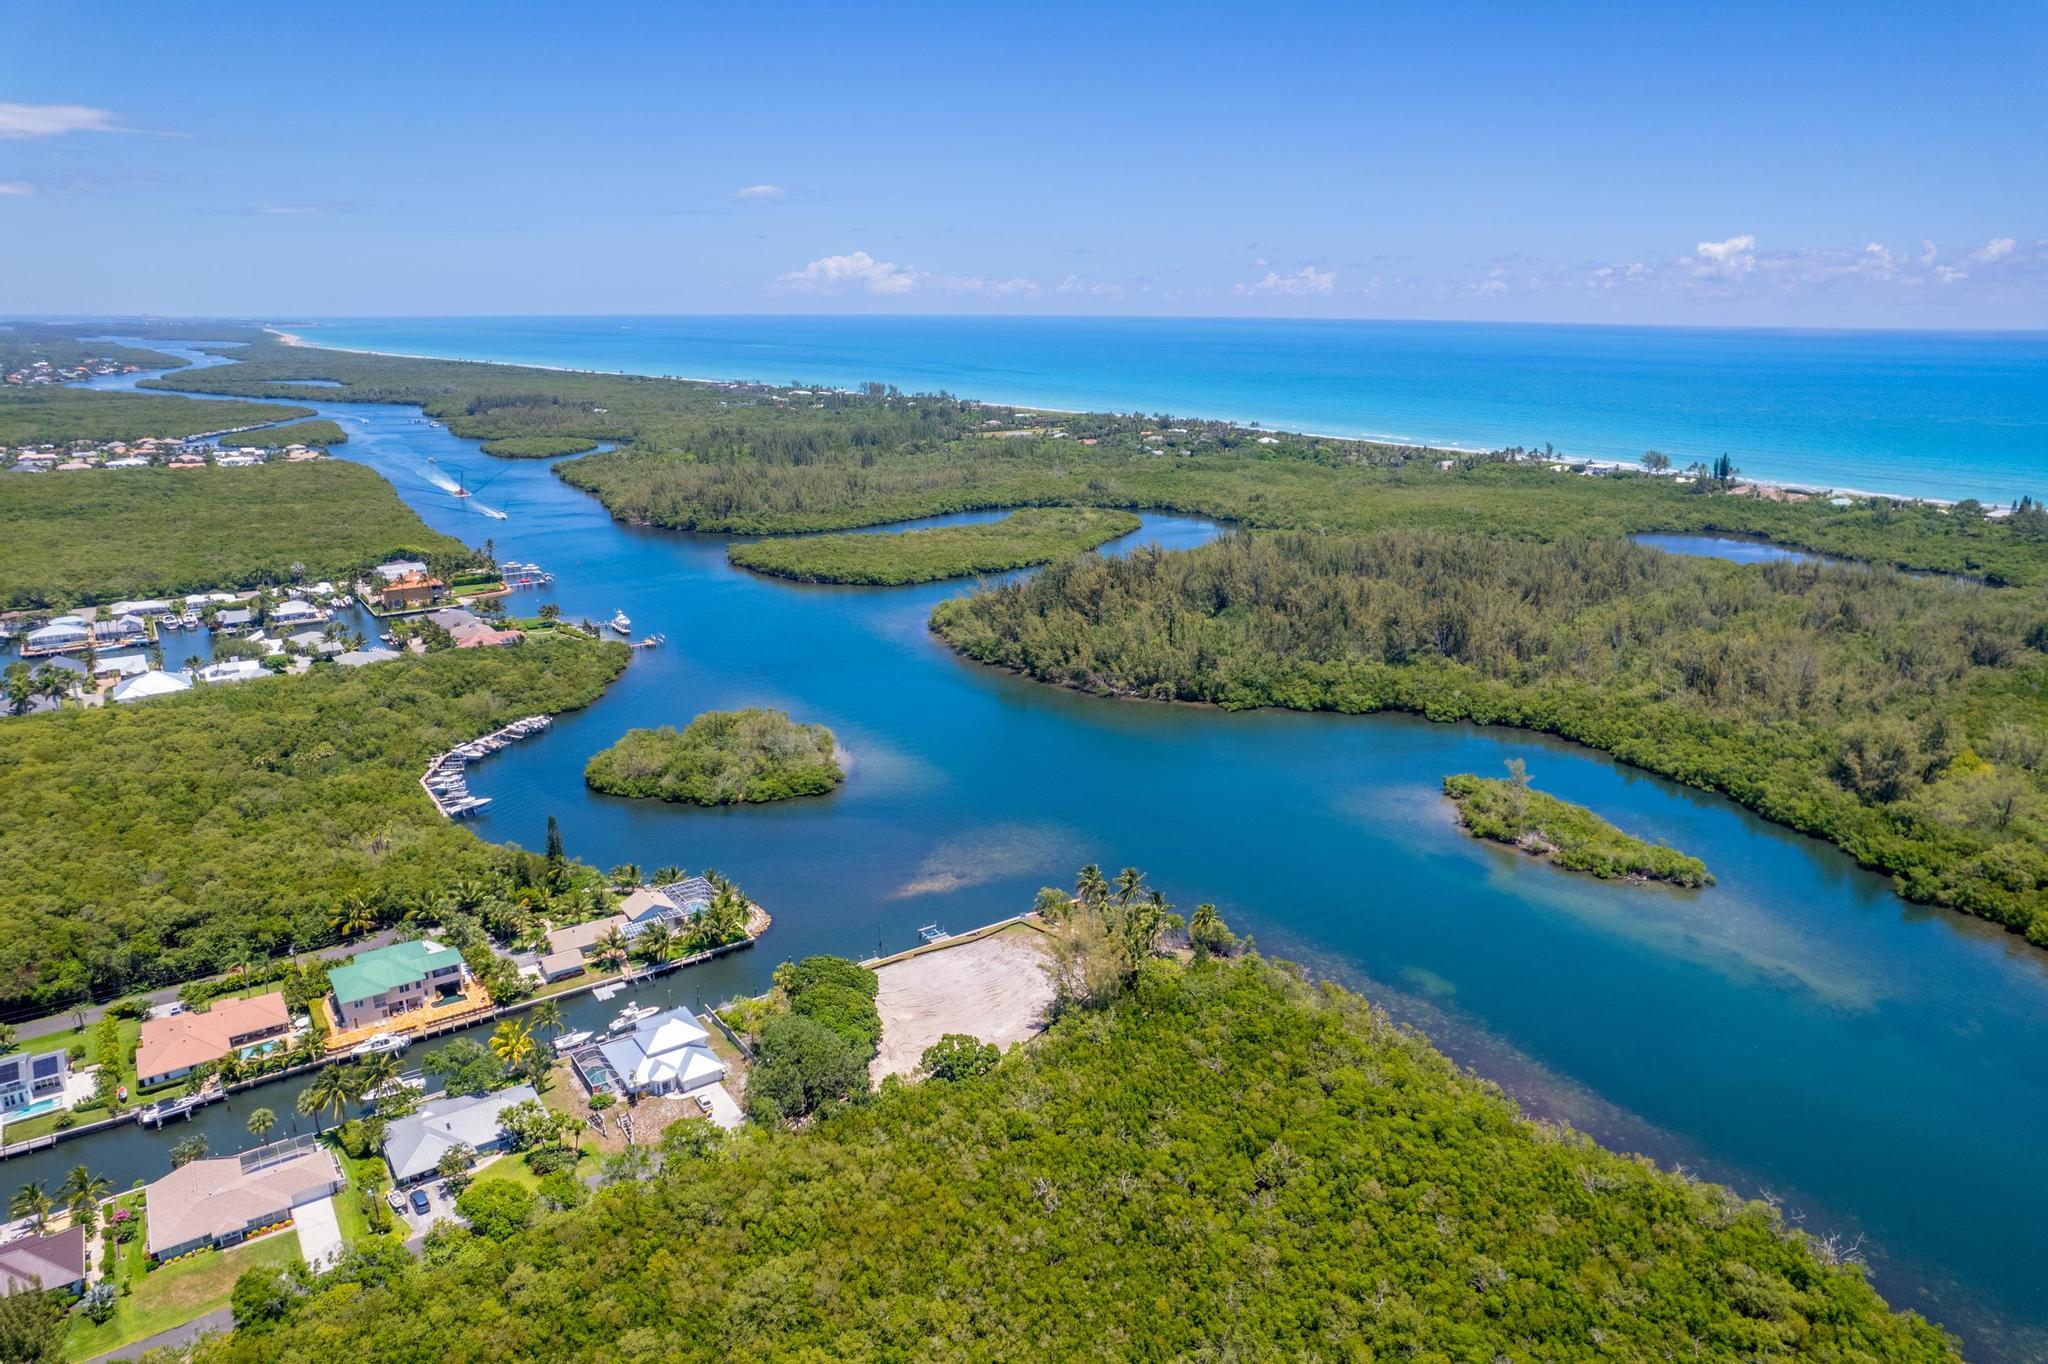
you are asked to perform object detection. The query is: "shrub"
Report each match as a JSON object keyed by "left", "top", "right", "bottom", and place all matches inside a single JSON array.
[{"left": 920, "top": 1034, "right": 998, "bottom": 1081}]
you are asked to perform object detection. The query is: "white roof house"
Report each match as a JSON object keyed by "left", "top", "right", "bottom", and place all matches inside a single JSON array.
[
  {"left": 109, "top": 599, "right": 174, "bottom": 617},
  {"left": 592, "top": 1007, "right": 724, "bottom": 1097},
  {"left": 26, "top": 618, "right": 89, "bottom": 649},
  {"left": 269, "top": 599, "right": 323, "bottom": 623},
  {"left": 381, "top": 1084, "right": 539, "bottom": 1185},
  {"left": 95, "top": 652, "right": 149, "bottom": 678},
  {"left": 111, "top": 670, "right": 194, "bottom": 703},
  {"left": 373, "top": 560, "right": 430, "bottom": 583},
  {"left": 334, "top": 647, "right": 402, "bottom": 667},
  {"left": 195, "top": 658, "right": 267, "bottom": 685}
]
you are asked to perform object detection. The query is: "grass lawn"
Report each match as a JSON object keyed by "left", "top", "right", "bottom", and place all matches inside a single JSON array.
[
  {"left": 466, "top": 1148, "right": 598, "bottom": 1194},
  {"left": 64, "top": 1229, "right": 301, "bottom": 1360}
]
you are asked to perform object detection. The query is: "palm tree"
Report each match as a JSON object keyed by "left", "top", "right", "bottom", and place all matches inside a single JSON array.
[
  {"left": 8, "top": 1182, "right": 52, "bottom": 1234},
  {"left": 330, "top": 893, "right": 377, "bottom": 941},
  {"left": 1114, "top": 866, "right": 1145, "bottom": 907},
  {"left": 489, "top": 1019, "right": 535, "bottom": 1070},
  {"left": 610, "top": 862, "right": 642, "bottom": 888},
  {"left": 594, "top": 926, "right": 630, "bottom": 973},
  {"left": 695, "top": 882, "right": 749, "bottom": 948},
  {"left": 298, "top": 1064, "right": 357, "bottom": 1133},
  {"left": 58, "top": 1165, "right": 110, "bottom": 1222},
  {"left": 1075, "top": 864, "right": 1109, "bottom": 909},
  {"left": 355, "top": 1052, "right": 402, "bottom": 1100},
  {"left": 246, "top": 1106, "right": 277, "bottom": 1140},
  {"left": 531, "top": 999, "right": 564, "bottom": 1040},
  {"left": 635, "top": 923, "right": 675, "bottom": 967},
  {"left": 652, "top": 865, "right": 684, "bottom": 886}
]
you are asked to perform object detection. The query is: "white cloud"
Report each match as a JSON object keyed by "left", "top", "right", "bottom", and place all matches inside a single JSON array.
[
  {"left": 1694, "top": 233, "right": 1757, "bottom": 277},
  {"left": 776, "top": 250, "right": 918, "bottom": 295},
  {"left": 1234, "top": 265, "right": 1335, "bottom": 297},
  {"left": 0, "top": 181, "right": 32, "bottom": 196},
  {"left": 734, "top": 184, "right": 786, "bottom": 200},
  {"left": 1974, "top": 237, "right": 2016, "bottom": 262},
  {"left": 0, "top": 102, "right": 125, "bottom": 138},
  {"left": 940, "top": 275, "right": 1040, "bottom": 298},
  {"left": 257, "top": 205, "right": 324, "bottom": 216},
  {"left": 1056, "top": 274, "right": 1125, "bottom": 298}
]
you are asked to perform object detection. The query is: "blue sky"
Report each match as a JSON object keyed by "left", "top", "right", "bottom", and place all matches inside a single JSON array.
[{"left": 2, "top": 1, "right": 2042, "bottom": 327}]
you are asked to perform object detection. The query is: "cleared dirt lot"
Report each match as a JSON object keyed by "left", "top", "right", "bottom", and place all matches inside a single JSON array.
[{"left": 871, "top": 926, "right": 1054, "bottom": 1081}]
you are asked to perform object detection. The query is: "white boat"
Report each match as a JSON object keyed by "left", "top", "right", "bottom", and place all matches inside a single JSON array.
[
  {"left": 551, "top": 1030, "right": 594, "bottom": 1054},
  {"left": 609, "top": 611, "right": 632, "bottom": 634},
  {"left": 350, "top": 1032, "right": 410, "bottom": 1057},
  {"left": 606, "top": 1003, "right": 657, "bottom": 1033}
]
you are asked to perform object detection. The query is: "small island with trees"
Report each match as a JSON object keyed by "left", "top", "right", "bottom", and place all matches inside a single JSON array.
[
  {"left": 1444, "top": 762, "right": 1713, "bottom": 887},
  {"left": 584, "top": 708, "right": 844, "bottom": 805}
]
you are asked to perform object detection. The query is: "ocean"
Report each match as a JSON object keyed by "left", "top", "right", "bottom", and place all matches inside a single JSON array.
[{"left": 293, "top": 315, "right": 2048, "bottom": 503}]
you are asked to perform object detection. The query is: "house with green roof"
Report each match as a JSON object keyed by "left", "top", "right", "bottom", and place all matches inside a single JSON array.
[{"left": 328, "top": 938, "right": 469, "bottom": 1030}]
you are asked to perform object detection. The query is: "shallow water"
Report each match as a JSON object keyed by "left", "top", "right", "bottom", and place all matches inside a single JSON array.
[{"left": 25, "top": 339, "right": 2048, "bottom": 1358}]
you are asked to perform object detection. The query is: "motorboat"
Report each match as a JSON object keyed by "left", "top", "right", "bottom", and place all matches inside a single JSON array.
[
  {"left": 552, "top": 1030, "right": 594, "bottom": 1054},
  {"left": 609, "top": 610, "right": 632, "bottom": 634},
  {"left": 606, "top": 1003, "right": 657, "bottom": 1033},
  {"left": 350, "top": 1032, "right": 410, "bottom": 1057}
]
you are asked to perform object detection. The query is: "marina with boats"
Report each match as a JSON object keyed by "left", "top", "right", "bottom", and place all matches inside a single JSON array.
[{"left": 420, "top": 714, "right": 553, "bottom": 818}]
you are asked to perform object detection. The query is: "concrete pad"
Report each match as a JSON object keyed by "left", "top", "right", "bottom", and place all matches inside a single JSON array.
[
  {"left": 870, "top": 928, "right": 1054, "bottom": 1082},
  {"left": 291, "top": 1194, "right": 343, "bottom": 1270},
  {"left": 701, "top": 1082, "right": 744, "bottom": 1130}
]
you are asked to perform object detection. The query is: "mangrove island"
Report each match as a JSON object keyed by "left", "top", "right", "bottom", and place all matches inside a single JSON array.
[
  {"left": 584, "top": 708, "right": 843, "bottom": 805},
  {"left": 1444, "top": 764, "right": 1713, "bottom": 887}
]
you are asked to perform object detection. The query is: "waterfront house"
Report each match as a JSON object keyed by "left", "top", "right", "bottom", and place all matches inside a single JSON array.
[
  {"left": 544, "top": 913, "right": 633, "bottom": 960},
  {"left": 109, "top": 599, "right": 174, "bottom": 618},
  {"left": 0, "top": 1225, "right": 87, "bottom": 1297},
  {"left": 378, "top": 572, "right": 446, "bottom": 612},
  {"left": 535, "top": 949, "right": 587, "bottom": 983},
  {"left": 328, "top": 939, "right": 469, "bottom": 1031},
  {"left": 135, "top": 992, "right": 291, "bottom": 1088},
  {"left": 92, "top": 615, "right": 148, "bottom": 646},
  {"left": 287, "top": 629, "right": 343, "bottom": 656},
  {"left": 268, "top": 598, "right": 324, "bottom": 627},
  {"left": 581, "top": 1007, "right": 724, "bottom": 1098},
  {"left": 0, "top": 1047, "right": 68, "bottom": 1114},
  {"left": 211, "top": 607, "right": 256, "bottom": 631},
  {"left": 144, "top": 1145, "right": 342, "bottom": 1261},
  {"left": 381, "top": 1084, "right": 539, "bottom": 1186},
  {"left": 372, "top": 559, "right": 429, "bottom": 582},
  {"left": 22, "top": 617, "right": 89, "bottom": 655},
  {"left": 110, "top": 669, "right": 194, "bottom": 704},
  {"left": 334, "top": 646, "right": 402, "bottom": 668},
  {"left": 195, "top": 659, "right": 267, "bottom": 685},
  {"left": 95, "top": 652, "right": 149, "bottom": 680}
]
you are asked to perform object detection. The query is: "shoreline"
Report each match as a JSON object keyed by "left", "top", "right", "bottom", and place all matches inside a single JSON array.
[{"left": 272, "top": 327, "right": 1969, "bottom": 508}]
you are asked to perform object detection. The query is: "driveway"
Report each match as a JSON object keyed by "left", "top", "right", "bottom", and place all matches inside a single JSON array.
[
  {"left": 293, "top": 1194, "right": 344, "bottom": 1270},
  {"left": 701, "top": 1082, "right": 744, "bottom": 1130}
]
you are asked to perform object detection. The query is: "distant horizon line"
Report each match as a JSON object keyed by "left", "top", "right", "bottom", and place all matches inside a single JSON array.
[{"left": 9, "top": 312, "right": 2046, "bottom": 339}]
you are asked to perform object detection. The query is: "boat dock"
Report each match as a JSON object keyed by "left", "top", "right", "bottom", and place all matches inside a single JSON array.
[
  {"left": 500, "top": 561, "right": 554, "bottom": 589},
  {"left": 136, "top": 1075, "right": 224, "bottom": 1128},
  {"left": 421, "top": 714, "right": 552, "bottom": 818}
]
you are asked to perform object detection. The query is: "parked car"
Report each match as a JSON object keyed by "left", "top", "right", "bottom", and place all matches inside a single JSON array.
[{"left": 409, "top": 1188, "right": 431, "bottom": 1215}]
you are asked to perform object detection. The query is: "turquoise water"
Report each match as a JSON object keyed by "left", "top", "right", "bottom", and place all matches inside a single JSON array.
[
  {"left": 297, "top": 316, "right": 2048, "bottom": 504},
  {"left": 22, "top": 338, "right": 2048, "bottom": 1357}
]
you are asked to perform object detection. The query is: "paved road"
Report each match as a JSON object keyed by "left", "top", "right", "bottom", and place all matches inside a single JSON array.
[
  {"left": 83, "top": 1306, "right": 232, "bottom": 1364},
  {"left": 5, "top": 931, "right": 398, "bottom": 1041}
]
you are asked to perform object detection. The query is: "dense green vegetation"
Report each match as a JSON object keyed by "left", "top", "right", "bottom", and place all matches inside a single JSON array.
[
  {"left": 935, "top": 531, "right": 2048, "bottom": 946},
  {"left": 134, "top": 332, "right": 2048, "bottom": 582},
  {"left": 478, "top": 435, "right": 599, "bottom": 458},
  {"left": 0, "top": 325, "right": 186, "bottom": 374},
  {"left": 726, "top": 506, "right": 1142, "bottom": 584},
  {"left": 193, "top": 949, "right": 1951, "bottom": 1360},
  {"left": 1445, "top": 765, "right": 1713, "bottom": 886},
  {"left": 583, "top": 709, "right": 842, "bottom": 805},
  {"left": 218, "top": 419, "right": 349, "bottom": 449},
  {"left": 0, "top": 637, "right": 629, "bottom": 1014},
  {"left": 0, "top": 388, "right": 311, "bottom": 447},
  {"left": 0, "top": 461, "right": 464, "bottom": 608},
  {"left": 735, "top": 955, "right": 882, "bottom": 1124}
]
